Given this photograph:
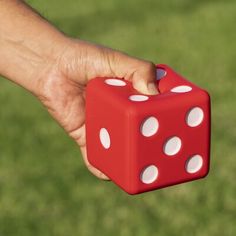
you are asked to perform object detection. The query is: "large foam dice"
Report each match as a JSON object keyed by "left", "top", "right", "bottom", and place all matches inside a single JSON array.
[{"left": 86, "top": 64, "right": 211, "bottom": 194}]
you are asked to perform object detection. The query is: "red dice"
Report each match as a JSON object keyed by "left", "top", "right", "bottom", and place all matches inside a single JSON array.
[{"left": 86, "top": 64, "right": 211, "bottom": 194}]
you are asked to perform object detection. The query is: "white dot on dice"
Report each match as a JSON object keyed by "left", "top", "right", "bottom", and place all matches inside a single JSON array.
[
  {"left": 140, "top": 165, "right": 158, "bottom": 184},
  {"left": 129, "top": 95, "right": 149, "bottom": 102},
  {"left": 164, "top": 136, "right": 182, "bottom": 156},
  {"left": 186, "top": 155, "right": 203, "bottom": 173},
  {"left": 99, "top": 128, "right": 111, "bottom": 149},
  {"left": 156, "top": 68, "right": 167, "bottom": 80},
  {"left": 105, "top": 79, "right": 126, "bottom": 86},
  {"left": 186, "top": 107, "right": 204, "bottom": 127},
  {"left": 140, "top": 117, "right": 159, "bottom": 137},
  {"left": 171, "top": 85, "right": 192, "bottom": 93}
]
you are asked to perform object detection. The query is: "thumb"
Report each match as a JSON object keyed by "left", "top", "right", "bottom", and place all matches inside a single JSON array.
[
  {"left": 129, "top": 61, "right": 159, "bottom": 95},
  {"left": 107, "top": 51, "right": 159, "bottom": 95}
]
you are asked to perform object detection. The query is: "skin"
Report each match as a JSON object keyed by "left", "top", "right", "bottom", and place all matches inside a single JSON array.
[{"left": 0, "top": 0, "right": 158, "bottom": 180}]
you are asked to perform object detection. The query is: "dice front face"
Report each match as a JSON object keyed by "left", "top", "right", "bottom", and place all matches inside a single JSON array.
[
  {"left": 86, "top": 65, "right": 211, "bottom": 194},
  {"left": 129, "top": 84, "right": 210, "bottom": 194}
]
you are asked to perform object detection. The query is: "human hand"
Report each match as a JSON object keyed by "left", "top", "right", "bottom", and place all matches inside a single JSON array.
[
  {"left": 36, "top": 39, "right": 158, "bottom": 180},
  {"left": 0, "top": 1, "right": 158, "bottom": 180}
]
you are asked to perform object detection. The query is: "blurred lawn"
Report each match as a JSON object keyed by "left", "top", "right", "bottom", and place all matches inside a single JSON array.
[{"left": 0, "top": 0, "right": 236, "bottom": 235}]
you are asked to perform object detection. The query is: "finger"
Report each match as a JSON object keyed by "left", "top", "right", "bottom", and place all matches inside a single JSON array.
[
  {"left": 129, "top": 61, "right": 159, "bottom": 95},
  {"left": 69, "top": 124, "right": 110, "bottom": 180}
]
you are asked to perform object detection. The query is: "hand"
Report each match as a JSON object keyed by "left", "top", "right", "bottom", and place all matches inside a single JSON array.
[
  {"left": 36, "top": 38, "right": 158, "bottom": 180},
  {"left": 0, "top": 1, "right": 158, "bottom": 180}
]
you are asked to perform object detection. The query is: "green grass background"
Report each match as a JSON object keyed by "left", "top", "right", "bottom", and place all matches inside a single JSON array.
[{"left": 0, "top": 0, "right": 236, "bottom": 235}]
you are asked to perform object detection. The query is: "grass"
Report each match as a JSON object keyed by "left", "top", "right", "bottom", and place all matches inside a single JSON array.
[{"left": 0, "top": 0, "right": 236, "bottom": 235}]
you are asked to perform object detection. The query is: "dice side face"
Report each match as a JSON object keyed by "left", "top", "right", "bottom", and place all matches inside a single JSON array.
[
  {"left": 128, "top": 77, "right": 211, "bottom": 194},
  {"left": 86, "top": 78, "right": 134, "bottom": 191},
  {"left": 157, "top": 64, "right": 198, "bottom": 93}
]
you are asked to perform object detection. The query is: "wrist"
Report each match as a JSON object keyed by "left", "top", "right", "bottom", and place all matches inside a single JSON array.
[{"left": 0, "top": 0, "right": 73, "bottom": 96}]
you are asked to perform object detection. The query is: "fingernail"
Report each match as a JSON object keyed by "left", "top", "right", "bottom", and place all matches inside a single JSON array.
[
  {"left": 147, "top": 82, "right": 159, "bottom": 95},
  {"left": 100, "top": 172, "right": 110, "bottom": 180}
]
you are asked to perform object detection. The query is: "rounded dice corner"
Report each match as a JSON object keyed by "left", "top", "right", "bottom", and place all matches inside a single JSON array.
[
  {"left": 196, "top": 88, "right": 211, "bottom": 100},
  {"left": 156, "top": 63, "right": 169, "bottom": 70},
  {"left": 202, "top": 90, "right": 211, "bottom": 105},
  {"left": 122, "top": 188, "right": 141, "bottom": 195},
  {"left": 121, "top": 185, "right": 156, "bottom": 195},
  {"left": 200, "top": 163, "right": 211, "bottom": 179},
  {"left": 124, "top": 189, "right": 152, "bottom": 195},
  {"left": 197, "top": 89, "right": 211, "bottom": 112},
  {"left": 87, "top": 77, "right": 101, "bottom": 87}
]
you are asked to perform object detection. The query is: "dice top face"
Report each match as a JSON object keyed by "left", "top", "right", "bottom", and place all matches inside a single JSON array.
[{"left": 86, "top": 64, "right": 211, "bottom": 195}]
